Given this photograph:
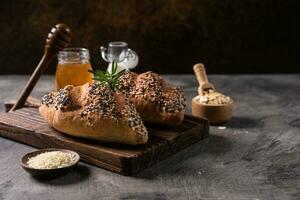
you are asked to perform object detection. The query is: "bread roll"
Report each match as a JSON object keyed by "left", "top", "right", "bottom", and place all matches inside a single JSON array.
[
  {"left": 39, "top": 83, "right": 148, "bottom": 145},
  {"left": 118, "top": 71, "right": 185, "bottom": 126}
]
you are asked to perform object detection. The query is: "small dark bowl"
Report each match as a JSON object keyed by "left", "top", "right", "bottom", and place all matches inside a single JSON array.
[{"left": 21, "top": 148, "right": 80, "bottom": 178}]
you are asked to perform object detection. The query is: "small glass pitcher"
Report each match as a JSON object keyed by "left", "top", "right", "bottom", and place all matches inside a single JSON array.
[{"left": 100, "top": 41, "right": 138, "bottom": 72}]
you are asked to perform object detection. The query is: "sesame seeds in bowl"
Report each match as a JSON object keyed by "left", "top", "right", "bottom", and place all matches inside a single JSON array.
[{"left": 21, "top": 148, "right": 80, "bottom": 177}]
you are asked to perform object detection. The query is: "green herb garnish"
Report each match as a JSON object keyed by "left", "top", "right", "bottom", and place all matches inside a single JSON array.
[{"left": 88, "top": 62, "right": 125, "bottom": 92}]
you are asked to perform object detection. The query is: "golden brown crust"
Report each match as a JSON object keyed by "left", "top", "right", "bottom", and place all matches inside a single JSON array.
[
  {"left": 39, "top": 83, "right": 148, "bottom": 145},
  {"left": 39, "top": 71, "right": 185, "bottom": 146},
  {"left": 118, "top": 71, "right": 185, "bottom": 126}
]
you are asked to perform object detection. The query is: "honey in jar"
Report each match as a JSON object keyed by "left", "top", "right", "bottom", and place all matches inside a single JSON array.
[{"left": 55, "top": 48, "right": 93, "bottom": 91}]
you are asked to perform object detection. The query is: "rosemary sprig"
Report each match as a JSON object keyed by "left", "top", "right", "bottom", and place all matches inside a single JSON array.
[{"left": 88, "top": 62, "right": 125, "bottom": 92}]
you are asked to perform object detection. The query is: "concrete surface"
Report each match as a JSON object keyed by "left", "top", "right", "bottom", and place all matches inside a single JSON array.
[{"left": 0, "top": 75, "right": 299, "bottom": 200}]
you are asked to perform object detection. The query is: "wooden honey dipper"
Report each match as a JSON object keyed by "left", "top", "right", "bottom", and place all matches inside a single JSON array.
[
  {"left": 191, "top": 63, "right": 233, "bottom": 124},
  {"left": 10, "top": 24, "right": 72, "bottom": 111}
]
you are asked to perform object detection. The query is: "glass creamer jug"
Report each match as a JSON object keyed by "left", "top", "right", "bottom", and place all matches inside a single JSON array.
[
  {"left": 100, "top": 41, "right": 138, "bottom": 72},
  {"left": 55, "top": 48, "right": 93, "bottom": 91}
]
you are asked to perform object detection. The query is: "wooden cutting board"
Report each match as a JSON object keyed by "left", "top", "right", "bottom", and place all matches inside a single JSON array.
[{"left": 0, "top": 103, "right": 209, "bottom": 175}]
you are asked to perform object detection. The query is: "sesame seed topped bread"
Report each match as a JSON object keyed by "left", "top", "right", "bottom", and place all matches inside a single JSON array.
[
  {"left": 39, "top": 83, "right": 148, "bottom": 145},
  {"left": 39, "top": 71, "right": 185, "bottom": 145},
  {"left": 118, "top": 71, "right": 186, "bottom": 126}
]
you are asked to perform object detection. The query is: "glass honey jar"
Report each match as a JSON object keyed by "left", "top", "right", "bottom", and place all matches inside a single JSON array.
[{"left": 55, "top": 48, "right": 93, "bottom": 91}]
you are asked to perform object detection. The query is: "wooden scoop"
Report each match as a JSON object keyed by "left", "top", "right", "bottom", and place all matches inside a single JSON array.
[
  {"left": 191, "top": 63, "right": 233, "bottom": 124},
  {"left": 10, "top": 24, "right": 72, "bottom": 111},
  {"left": 193, "top": 63, "right": 215, "bottom": 95}
]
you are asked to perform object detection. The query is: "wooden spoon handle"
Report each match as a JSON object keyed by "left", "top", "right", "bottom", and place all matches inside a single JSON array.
[{"left": 193, "top": 63, "right": 209, "bottom": 85}]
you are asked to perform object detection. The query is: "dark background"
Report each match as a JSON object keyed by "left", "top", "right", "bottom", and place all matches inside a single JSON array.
[{"left": 0, "top": 0, "right": 299, "bottom": 74}]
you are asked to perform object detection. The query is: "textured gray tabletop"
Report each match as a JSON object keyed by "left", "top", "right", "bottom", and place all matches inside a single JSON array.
[{"left": 0, "top": 75, "right": 299, "bottom": 200}]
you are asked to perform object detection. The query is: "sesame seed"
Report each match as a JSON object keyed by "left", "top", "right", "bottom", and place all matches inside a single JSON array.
[
  {"left": 118, "top": 71, "right": 186, "bottom": 114},
  {"left": 41, "top": 85, "right": 80, "bottom": 111}
]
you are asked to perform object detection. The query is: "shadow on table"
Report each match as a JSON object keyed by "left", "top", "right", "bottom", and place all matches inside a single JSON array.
[
  {"left": 225, "top": 116, "right": 264, "bottom": 129},
  {"left": 31, "top": 164, "right": 91, "bottom": 185},
  {"left": 119, "top": 192, "right": 169, "bottom": 200},
  {"left": 134, "top": 134, "right": 232, "bottom": 179}
]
